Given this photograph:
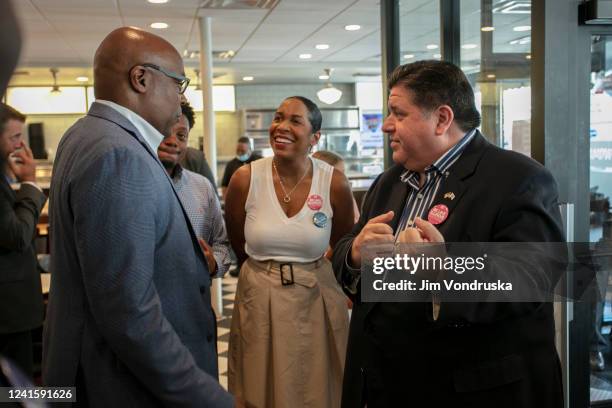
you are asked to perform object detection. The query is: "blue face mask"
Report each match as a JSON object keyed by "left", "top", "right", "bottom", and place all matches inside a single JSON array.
[{"left": 237, "top": 153, "right": 250, "bottom": 162}]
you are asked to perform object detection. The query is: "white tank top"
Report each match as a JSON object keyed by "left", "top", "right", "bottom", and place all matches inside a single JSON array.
[{"left": 244, "top": 156, "right": 334, "bottom": 263}]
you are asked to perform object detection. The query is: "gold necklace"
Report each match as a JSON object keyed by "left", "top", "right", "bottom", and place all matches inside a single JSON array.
[{"left": 272, "top": 159, "right": 310, "bottom": 203}]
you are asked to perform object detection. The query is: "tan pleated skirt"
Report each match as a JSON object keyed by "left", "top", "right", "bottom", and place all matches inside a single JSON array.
[{"left": 228, "top": 257, "right": 349, "bottom": 408}]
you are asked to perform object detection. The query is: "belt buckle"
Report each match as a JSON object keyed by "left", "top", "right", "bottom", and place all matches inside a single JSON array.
[{"left": 279, "top": 263, "right": 294, "bottom": 286}]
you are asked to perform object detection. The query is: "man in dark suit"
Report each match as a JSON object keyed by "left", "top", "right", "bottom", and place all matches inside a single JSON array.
[
  {"left": 0, "top": 103, "right": 46, "bottom": 377},
  {"left": 43, "top": 27, "right": 241, "bottom": 407},
  {"left": 332, "top": 60, "right": 564, "bottom": 408}
]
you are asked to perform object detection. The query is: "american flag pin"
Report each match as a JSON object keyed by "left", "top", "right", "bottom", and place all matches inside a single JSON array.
[{"left": 444, "top": 192, "right": 455, "bottom": 200}]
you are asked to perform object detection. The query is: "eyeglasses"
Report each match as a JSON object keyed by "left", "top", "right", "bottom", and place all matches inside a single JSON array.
[{"left": 142, "top": 63, "right": 190, "bottom": 94}]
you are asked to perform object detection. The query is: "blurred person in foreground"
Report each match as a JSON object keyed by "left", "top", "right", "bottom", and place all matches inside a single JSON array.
[
  {"left": 225, "top": 96, "right": 354, "bottom": 407},
  {"left": 43, "top": 27, "right": 242, "bottom": 407},
  {"left": 332, "top": 60, "right": 564, "bottom": 408}
]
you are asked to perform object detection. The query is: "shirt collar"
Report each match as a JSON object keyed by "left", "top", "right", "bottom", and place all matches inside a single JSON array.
[
  {"left": 400, "top": 129, "right": 476, "bottom": 187},
  {"left": 95, "top": 99, "right": 165, "bottom": 153}
]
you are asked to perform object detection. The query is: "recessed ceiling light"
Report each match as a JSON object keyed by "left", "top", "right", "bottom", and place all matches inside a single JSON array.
[
  {"left": 344, "top": 24, "right": 361, "bottom": 31},
  {"left": 319, "top": 74, "right": 330, "bottom": 80},
  {"left": 76, "top": 76, "right": 89, "bottom": 82},
  {"left": 526, "top": 54, "right": 532, "bottom": 60},
  {"left": 433, "top": 53, "right": 442, "bottom": 59},
  {"left": 481, "top": 26, "right": 495, "bottom": 32},
  {"left": 242, "top": 76, "right": 254, "bottom": 81},
  {"left": 487, "top": 74, "right": 496, "bottom": 79},
  {"left": 147, "top": 0, "right": 169, "bottom": 3},
  {"left": 150, "top": 22, "right": 168, "bottom": 29},
  {"left": 426, "top": 44, "right": 438, "bottom": 50},
  {"left": 315, "top": 44, "right": 330, "bottom": 50},
  {"left": 461, "top": 44, "right": 478, "bottom": 49},
  {"left": 403, "top": 54, "right": 415, "bottom": 59},
  {"left": 299, "top": 53, "right": 312, "bottom": 59},
  {"left": 513, "top": 25, "right": 531, "bottom": 32}
]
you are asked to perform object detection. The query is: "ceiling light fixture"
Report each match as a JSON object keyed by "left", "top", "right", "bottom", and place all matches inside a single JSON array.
[
  {"left": 315, "top": 44, "right": 330, "bottom": 50},
  {"left": 194, "top": 69, "right": 201, "bottom": 90},
  {"left": 403, "top": 54, "right": 415, "bottom": 59},
  {"left": 487, "top": 74, "right": 496, "bottom": 79},
  {"left": 426, "top": 44, "right": 438, "bottom": 50},
  {"left": 150, "top": 22, "right": 168, "bottom": 29},
  {"left": 433, "top": 53, "right": 442, "bottom": 59},
  {"left": 481, "top": 26, "right": 495, "bottom": 32},
  {"left": 242, "top": 76, "right": 254, "bottom": 81},
  {"left": 319, "top": 73, "right": 330, "bottom": 80},
  {"left": 526, "top": 54, "right": 532, "bottom": 60},
  {"left": 50, "top": 68, "right": 61, "bottom": 93},
  {"left": 461, "top": 44, "right": 478, "bottom": 49},
  {"left": 344, "top": 24, "right": 361, "bottom": 31},
  {"left": 317, "top": 68, "right": 342, "bottom": 105},
  {"left": 299, "top": 53, "right": 312, "bottom": 59},
  {"left": 513, "top": 25, "right": 531, "bottom": 31},
  {"left": 76, "top": 76, "right": 89, "bottom": 82},
  {"left": 147, "top": 0, "right": 169, "bottom": 3}
]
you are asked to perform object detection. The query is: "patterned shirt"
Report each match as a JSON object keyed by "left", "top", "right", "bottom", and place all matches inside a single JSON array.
[
  {"left": 171, "top": 166, "right": 231, "bottom": 277},
  {"left": 394, "top": 129, "right": 476, "bottom": 238}
]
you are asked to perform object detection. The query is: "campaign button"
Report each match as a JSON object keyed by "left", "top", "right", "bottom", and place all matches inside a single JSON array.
[
  {"left": 427, "top": 204, "right": 449, "bottom": 225},
  {"left": 307, "top": 194, "right": 323, "bottom": 211}
]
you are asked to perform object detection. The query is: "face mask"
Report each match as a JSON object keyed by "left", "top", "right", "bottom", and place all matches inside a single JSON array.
[{"left": 237, "top": 153, "right": 250, "bottom": 162}]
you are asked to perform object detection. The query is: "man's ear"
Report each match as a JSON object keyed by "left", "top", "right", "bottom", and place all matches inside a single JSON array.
[
  {"left": 435, "top": 105, "right": 454, "bottom": 135},
  {"left": 129, "top": 65, "right": 148, "bottom": 94}
]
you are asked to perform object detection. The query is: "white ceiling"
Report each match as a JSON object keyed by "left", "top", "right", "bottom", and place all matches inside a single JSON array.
[
  {"left": 10, "top": 0, "right": 383, "bottom": 86},
  {"left": 9, "top": 0, "right": 532, "bottom": 87}
]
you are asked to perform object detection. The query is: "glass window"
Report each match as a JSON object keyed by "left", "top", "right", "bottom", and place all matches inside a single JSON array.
[
  {"left": 589, "top": 34, "right": 612, "bottom": 404},
  {"left": 7, "top": 87, "right": 87, "bottom": 115},
  {"left": 460, "top": 0, "right": 532, "bottom": 154},
  {"left": 399, "top": 0, "right": 441, "bottom": 63},
  {"left": 183, "top": 85, "right": 236, "bottom": 112}
]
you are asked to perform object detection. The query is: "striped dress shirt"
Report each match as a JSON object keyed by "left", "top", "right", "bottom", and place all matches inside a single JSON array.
[{"left": 394, "top": 129, "right": 476, "bottom": 238}]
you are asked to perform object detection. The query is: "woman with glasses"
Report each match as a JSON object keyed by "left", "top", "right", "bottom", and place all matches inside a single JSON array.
[{"left": 224, "top": 96, "right": 354, "bottom": 408}]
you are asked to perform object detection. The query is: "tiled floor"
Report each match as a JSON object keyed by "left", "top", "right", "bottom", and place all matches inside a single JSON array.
[{"left": 217, "top": 273, "right": 238, "bottom": 390}]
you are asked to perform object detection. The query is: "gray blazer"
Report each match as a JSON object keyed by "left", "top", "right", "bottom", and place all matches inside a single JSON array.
[{"left": 43, "top": 102, "right": 233, "bottom": 407}]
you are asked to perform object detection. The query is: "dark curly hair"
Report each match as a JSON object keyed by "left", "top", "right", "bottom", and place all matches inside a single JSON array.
[{"left": 388, "top": 60, "right": 481, "bottom": 132}]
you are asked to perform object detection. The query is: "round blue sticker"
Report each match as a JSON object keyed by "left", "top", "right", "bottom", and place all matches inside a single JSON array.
[{"left": 312, "top": 212, "right": 328, "bottom": 228}]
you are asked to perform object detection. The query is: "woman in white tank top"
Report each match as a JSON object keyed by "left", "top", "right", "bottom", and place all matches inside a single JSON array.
[{"left": 224, "top": 96, "right": 355, "bottom": 408}]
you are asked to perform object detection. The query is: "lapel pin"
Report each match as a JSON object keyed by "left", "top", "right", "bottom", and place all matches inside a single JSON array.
[{"left": 444, "top": 192, "right": 455, "bottom": 201}]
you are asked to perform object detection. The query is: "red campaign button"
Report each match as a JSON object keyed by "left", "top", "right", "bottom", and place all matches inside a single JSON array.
[
  {"left": 427, "top": 204, "right": 449, "bottom": 225},
  {"left": 307, "top": 194, "right": 323, "bottom": 211}
]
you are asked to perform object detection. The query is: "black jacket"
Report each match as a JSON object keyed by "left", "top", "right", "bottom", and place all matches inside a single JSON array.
[
  {"left": 332, "top": 132, "right": 564, "bottom": 408},
  {"left": 0, "top": 177, "right": 46, "bottom": 334}
]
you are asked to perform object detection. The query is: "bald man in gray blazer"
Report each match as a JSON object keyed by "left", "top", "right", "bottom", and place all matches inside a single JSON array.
[{"left": 43, "top": 27, "right": 236, "bottom": 407}]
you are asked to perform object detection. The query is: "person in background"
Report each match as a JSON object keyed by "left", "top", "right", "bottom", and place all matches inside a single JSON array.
[
  {"left": 224, "top": 96, "right": 354, "bottom": 408},
  {"left": 158, "top": 101, "right": 231, "bottom": 278},
  {"left": 181, "top": 146, "right": 217, "bottom": 190},
  {"left": 221, "top": 136, "right": 261, "bottom": 199},
  {"left": 43, "top": 27, "right": 238, "bottom": 407},
  {"left": 332, "top": 60, "right": 564, "bottom": 408},
  {"left": 0, "top": 103, "right": 46, "bottom": 377},
  {"left": 312, "top": 150, "right": 360, "bottom": 223}
]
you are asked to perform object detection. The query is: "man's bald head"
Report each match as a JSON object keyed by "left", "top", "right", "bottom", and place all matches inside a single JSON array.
[{"left": 92, "top": 27, "right": 185, "bottom": 137}]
